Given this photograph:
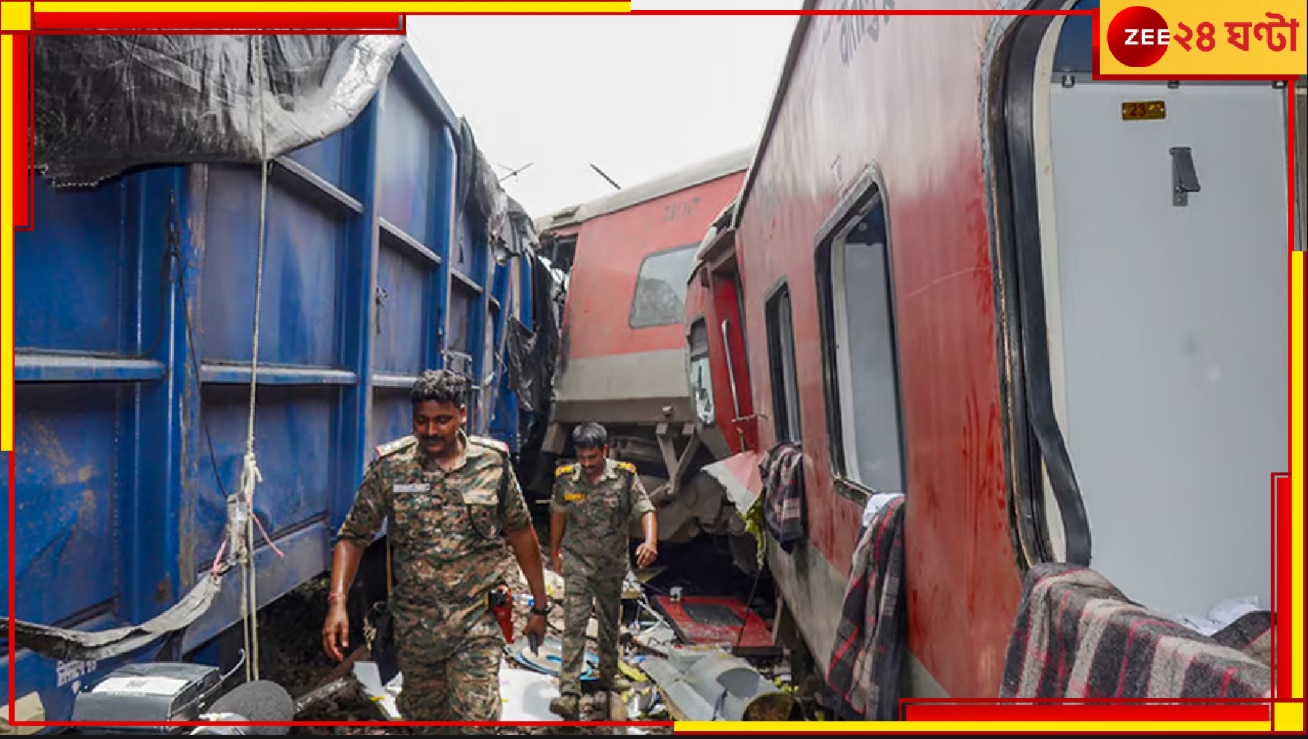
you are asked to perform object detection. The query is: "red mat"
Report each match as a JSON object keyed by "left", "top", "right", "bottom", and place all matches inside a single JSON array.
[{"left": 651, "top": 595, "right": 779, "bottom": 655}]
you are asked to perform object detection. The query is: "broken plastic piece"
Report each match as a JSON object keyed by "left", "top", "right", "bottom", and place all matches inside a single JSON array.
[{"left": 507, "top": 635, "right": 599, "bottom": 681}]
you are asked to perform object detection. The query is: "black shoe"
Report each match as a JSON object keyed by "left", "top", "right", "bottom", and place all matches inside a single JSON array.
[{"left": 549, "top": 694, "right": 579, "bottom": 720}]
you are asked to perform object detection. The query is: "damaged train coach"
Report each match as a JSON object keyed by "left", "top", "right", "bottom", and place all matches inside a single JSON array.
[
  {"left": 533, "top": 150, "right": 759, "bottom": 563},
  {"left": 687, "top": 0, "right": 1297, "bottom": 716},
  {"left": 2, "top": 36, "right": 561, "bottom": 728}
]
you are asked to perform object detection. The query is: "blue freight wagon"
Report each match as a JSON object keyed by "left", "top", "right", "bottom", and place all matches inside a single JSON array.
[{"left": 2, "top": 36, "right": 561, "bottom": 729}]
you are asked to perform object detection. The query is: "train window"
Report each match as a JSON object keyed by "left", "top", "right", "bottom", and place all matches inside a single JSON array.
[
  {"left": 629, "top": 243, "right": 700, "bottom": 328},
  {"left": 764, "top": 284, "right": 802, "bottom": 443},
  {"left": 688, "top": 318, "right": 715, "bottom": 425},
  {"left": 814, "top": 175, "right": 905, "bottom": 500}
]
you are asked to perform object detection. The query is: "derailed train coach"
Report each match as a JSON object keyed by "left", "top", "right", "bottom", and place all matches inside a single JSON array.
[
  {"left": 533, "top": 150, "right": 757, "bottom": 561},
  {"left": 687, "top": 0, "right": 1299, "bottom": 715},
  {"left": 2, "top": 35, "right": 562, "bottom": 727}
]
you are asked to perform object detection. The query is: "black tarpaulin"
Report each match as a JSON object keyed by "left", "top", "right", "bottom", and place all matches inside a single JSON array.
[{"left": 34, "top": 34, "right": 404, "bottom": 187}]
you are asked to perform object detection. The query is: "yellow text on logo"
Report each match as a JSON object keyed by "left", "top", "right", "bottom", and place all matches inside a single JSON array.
[{"left": 1098, "top": 0, "right": 1305, "bottom": 78}]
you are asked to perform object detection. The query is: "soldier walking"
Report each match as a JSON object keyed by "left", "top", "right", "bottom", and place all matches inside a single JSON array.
[
  {"left": 322, "top": 369, "right": 550, "bottom": 734},
  {"left": 547, "top": 422, "right": 658, "bottom": 720}
]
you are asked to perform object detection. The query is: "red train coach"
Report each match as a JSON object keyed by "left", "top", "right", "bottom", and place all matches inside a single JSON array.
[
  {"left": 534, "top": 149, "right": 754, "bottom": 549},
  {"left": 686, "top": 0, "right": 1298, "bottom": 708}
]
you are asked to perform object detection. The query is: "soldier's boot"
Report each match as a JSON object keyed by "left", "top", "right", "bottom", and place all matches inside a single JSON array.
[
  {"left": 598, "top": 674, "right": 632, "bottom": 693},
  {"left": 549, "top": 694, "right": 580, "bottom": 720}
]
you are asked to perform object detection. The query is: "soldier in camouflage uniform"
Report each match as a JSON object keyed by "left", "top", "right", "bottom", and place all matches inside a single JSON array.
[
  {"left": 322, "top": 370, "right": 549, "bottom": 734},
  {"left": 547, "top": 422, "right": 658, "bottom": 720}
]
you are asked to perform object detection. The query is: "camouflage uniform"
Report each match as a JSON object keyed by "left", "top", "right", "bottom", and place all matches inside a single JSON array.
[
  {"left": 551, "top": 458, "right": 655, "bottom": 699},
  {"left": 337, "top": 430, "right": 531, "bottom": 734}
]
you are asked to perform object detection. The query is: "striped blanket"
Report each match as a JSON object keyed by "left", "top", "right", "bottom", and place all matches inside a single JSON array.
[
  {"left": 825, "top": 494, "right": 907, "bottom": 720},
  {"left": 759, "top": 441, "right": 806, "bottom": 553},
  {"left": 1000, "top": 563, "right": 1272, "bottom": 699}
]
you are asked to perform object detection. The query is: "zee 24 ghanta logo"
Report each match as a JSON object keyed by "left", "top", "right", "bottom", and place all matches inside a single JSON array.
[{"left": 1105, "top": 4, "right": 1300, "bottom": 68}]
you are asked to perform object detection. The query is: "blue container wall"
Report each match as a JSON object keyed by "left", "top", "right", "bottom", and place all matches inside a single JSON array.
[
  {"left": 6, "top": 163, "right": 192, "bottom": 725},
  {"left": 3, "top": 45, "right": 529, "bottom": 723},
  {"left": 368, "top": 62, "right": 456, "bottom": 455}
]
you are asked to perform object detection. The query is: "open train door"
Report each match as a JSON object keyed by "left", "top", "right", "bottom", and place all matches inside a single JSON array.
[
  {"left": 992, "top": 0, "right": 1297, "bottom": 622},
  {"left": 691, "top": 198, "right": 764, "bottom": 522}
]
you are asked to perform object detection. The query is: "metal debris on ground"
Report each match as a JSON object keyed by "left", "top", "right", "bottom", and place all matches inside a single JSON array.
[
  {"left": 639, "top": 646, "right": 795, "bottom": 722},
  {"left": 625, "top": 592, "right": 678, "bottom": 656},
  {"left": 253, "top": 535, "right": 682, "bottom": 733},
  {"left": 650, "top": 594, "right": 778, "bottom": 656},
  {"left": 622, "top": 684, "right": 668, "bottom": 722}
]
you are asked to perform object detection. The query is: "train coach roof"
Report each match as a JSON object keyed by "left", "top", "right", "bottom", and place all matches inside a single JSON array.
[
  {"left": 688, "top": 195, "right": 741, "bottom": 281},
  {"left": 732, "top": 0, "right": 817, "bottom": 230},
  {"left": 535, "top": 145, "right": 755, "bottom": 233}
]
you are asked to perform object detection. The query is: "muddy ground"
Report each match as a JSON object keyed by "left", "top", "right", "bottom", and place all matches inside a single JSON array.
[{"left": 252, "top": 509, "right": 722, "bottom": 735}]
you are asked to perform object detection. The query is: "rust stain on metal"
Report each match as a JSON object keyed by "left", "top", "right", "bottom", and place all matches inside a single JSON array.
[
  {"left": 78, "top": 487, "right": 96, "bottom": 521},
  {"left": 29, "top": 420, "right": 74, "bottom": 485}
]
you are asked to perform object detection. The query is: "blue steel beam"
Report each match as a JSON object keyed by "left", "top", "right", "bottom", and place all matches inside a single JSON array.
[
  {"left": 381, "top": 217, "right": 443, "bottom": 267},
  {"left": 13, "top": 355, "right": 167, "bottom": 383},
  {"left": 341, "top": 94, "right": 382, "bottom": 516},
  {"left": 199, "top": 365, "right": 358, "bottom": 386},
  {"left": 271, "top": 157, "right": 364, "bottom": 216},
  {"left": 432, "top": 126, "right": 459, "bottom": 373}
]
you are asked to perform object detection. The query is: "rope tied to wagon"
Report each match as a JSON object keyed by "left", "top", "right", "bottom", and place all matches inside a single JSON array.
[{"left": 228, "top": 33, "right": 288, "bottom": 685}]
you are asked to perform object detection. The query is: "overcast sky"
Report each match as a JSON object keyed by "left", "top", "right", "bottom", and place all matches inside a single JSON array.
[{"left": 405, "top": 3, "right": 804, "bottom": 219}]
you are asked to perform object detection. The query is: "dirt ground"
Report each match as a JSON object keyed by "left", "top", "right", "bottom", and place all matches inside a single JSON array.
[{"left": 255, "top": 510, "right": 676, "bottom": 735}]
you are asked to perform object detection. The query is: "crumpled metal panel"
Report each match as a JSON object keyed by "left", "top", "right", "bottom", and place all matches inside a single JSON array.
[{"left": 641, "top": 648, "right": 792, "bottom": 722}]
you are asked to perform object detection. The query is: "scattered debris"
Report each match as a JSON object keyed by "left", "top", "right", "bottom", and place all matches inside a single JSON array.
[
  {"left": 628, "top": 611, "right": 678, "bottom": 657},
  {"left": 622, "top": 684, "right": 668, "bottom": 721},
  {"left": 508, "top": 634, "right": 601, "bottom": 681},
  {"left": 295, "top": 676, "right": 369, "bottom": 717},
  {"left": 618, "top": 660, "right": 647, "bottom": 684},
  {"left": 292, "top": 677, "right": 394, "bottom": 735},
  {"left": 352, "top": 661, "right": 402, "bottom": 721},
  {"left": 250, "top": 513, "right": 792, "bottom": 733},
  {"left": 650, "top": 595, "right": 778, "bottom": 656},
  {"left": 640, "top": 646, "right": 795, "bottom": 722},
  {"left": 499, "top": 663, "right": 563, "bottom": 721}
]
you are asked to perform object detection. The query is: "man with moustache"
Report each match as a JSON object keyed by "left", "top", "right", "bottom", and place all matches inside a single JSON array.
[{"left": 323, "top": 369, "right": 549, "bottom": 733}]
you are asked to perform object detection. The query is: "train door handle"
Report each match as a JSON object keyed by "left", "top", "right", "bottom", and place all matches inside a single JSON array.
[{"left": 1170, "top": 146, "right": 1201, "bottom": 207}]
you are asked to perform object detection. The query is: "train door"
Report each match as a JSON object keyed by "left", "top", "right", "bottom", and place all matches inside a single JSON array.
[
  {"left": 997, "top": 2, "right": 1292, "bottom": 623},
  {"left": 711, "top": 252, "right": 758, "bottom": 452}
]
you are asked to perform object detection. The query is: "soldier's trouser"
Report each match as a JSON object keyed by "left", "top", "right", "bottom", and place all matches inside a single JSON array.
[
  {"left": 559, "top": 570, "right": 623, "bottom": 698},
  {"left": 396, "top": 634, "right": 502, "bottom": 735}
]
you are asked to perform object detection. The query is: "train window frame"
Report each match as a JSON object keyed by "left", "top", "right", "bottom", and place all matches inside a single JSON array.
[
  {"left": 763, "top": 279, "right": 802, "bottom": 444},
  {"left": 687, "top": 315, "right": 716, "bottom": 427},
  {"left": 812, "top": 167, "right": 908, "bottom": 504},
  {"left": 628, "top": 243, "right": 701, "bottom": 329}
]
